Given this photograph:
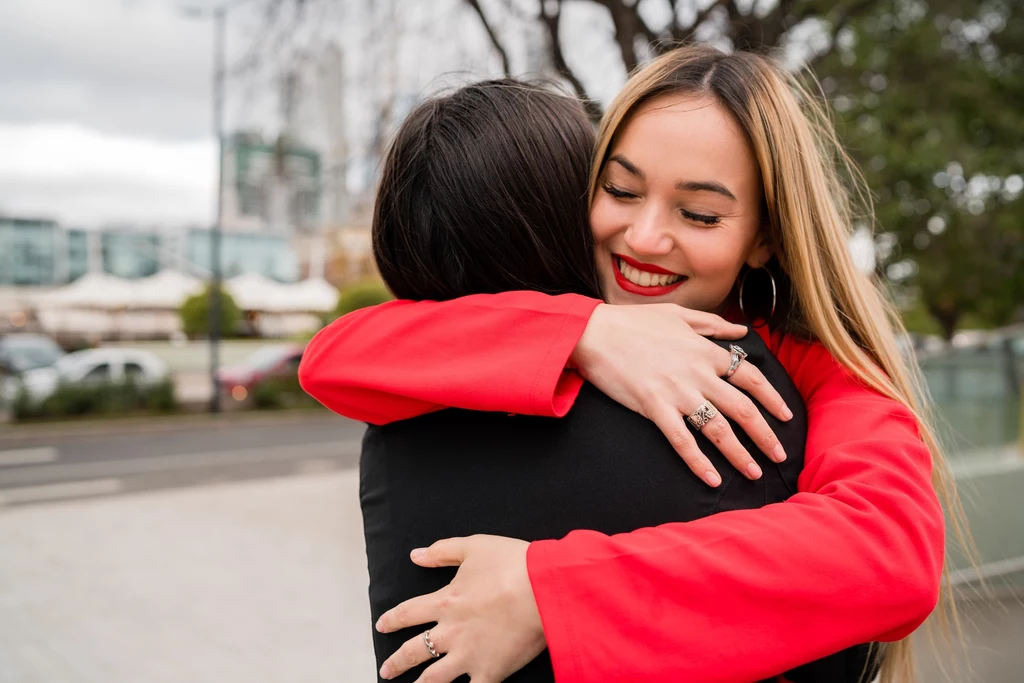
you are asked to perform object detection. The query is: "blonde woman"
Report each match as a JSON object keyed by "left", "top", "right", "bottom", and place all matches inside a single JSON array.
[{"left": 301, "top": 45, "right": 951, "bottom": 683}]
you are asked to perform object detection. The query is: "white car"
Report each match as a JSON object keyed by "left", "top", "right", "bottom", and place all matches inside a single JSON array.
[{"left": 3, "top": 348, "right": 170, "bottom": 405}]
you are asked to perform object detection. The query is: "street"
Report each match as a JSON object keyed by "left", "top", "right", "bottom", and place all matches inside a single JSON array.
[
  {"left": 0, "top": 413, "right": 1020, "bottom": 682},
  {"left": 0, "top": 412, "right": 364, "bottom": 506}
]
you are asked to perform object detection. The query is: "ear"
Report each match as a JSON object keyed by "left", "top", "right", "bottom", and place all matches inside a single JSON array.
[{"left": 746, "top": 230, "right": 773, "bottom": 269}]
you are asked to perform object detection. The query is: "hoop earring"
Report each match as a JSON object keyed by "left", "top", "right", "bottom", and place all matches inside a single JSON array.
[{"left": 738, "top": 266, "right": 777, "bottom": 328}]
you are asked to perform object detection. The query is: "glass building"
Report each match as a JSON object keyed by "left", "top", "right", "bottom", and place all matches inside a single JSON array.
[
  {"left": 185, "top": 229, "right": 298, "bottom": 282},
  {"left": 0, "top": 218, "right": 300, "bottom": 287},
  {"left": 0, "top": 218, "right": 59, "bottom": 286}
]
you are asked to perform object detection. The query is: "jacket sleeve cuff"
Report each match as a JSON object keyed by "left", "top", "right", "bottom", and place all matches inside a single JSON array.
[{"left": 530, "top": 295, "right": 601, "bottom": 417}]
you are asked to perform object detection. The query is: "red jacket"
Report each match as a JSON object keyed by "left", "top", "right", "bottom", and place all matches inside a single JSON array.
[{"left": 299, "top": 291, "right": 945, "bottom": 683}]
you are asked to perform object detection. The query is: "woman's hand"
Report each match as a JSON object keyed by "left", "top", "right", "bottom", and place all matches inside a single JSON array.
[
  {"left": 376, "top": 535, "right": 545, "bottom": 683},
  {"left": 569, "top": 303, "right": 793, "bottom": 487}
]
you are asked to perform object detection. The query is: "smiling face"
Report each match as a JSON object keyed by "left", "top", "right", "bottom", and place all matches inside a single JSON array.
[{"left": 590, "top": 93, "right": 772, "bottom": 311}]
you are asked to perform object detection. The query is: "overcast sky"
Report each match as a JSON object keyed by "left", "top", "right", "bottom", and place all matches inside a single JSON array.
[
  {"left": 0, "top": 0, "right": 661, "bottom": 228},
  {"left": 0, "top": 0, "right": 227, "bottom": 226}
]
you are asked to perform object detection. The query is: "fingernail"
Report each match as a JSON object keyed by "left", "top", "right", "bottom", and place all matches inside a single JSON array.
[
  {"left": 375, "top": 617, "right": 384, "bottom": 632},
  {"left": 746, "top": 462, "right": 762, "bottom": 479},
  {"left": 772, "top": 444, "right": 787, "bottom": 462},
  {"left": 703, "top": 470, "right": 722, "bottom": 487},
  {"left": 380, "top": 664, "right": 392, "bottom": 679},
  {"left": 782, "top": 406, "right": 793, "bottom": 421},
  {"left": 410, "top": 548, "right": 426, "bottom": 560}
]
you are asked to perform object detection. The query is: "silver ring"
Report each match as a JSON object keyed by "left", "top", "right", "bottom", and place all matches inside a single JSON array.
[
  {"left": 724, "top": 344, "right": 748, "bottom": 379},
  {"left": 686, "top": 400, "right": 719, "bottom": 430},
  {"left": 423, "top": 630, "right": 440, "bottom": 659}
]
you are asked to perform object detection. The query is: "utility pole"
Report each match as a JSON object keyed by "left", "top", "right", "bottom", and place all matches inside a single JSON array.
[
  {"left": 182, "top": 1, "right": 246, "bottom": 412},
  {"left": 209, "top": 5, "right": 225, "bottom": 413}
]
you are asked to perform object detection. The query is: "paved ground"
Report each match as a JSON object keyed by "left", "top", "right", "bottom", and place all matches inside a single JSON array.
[
  {"left": 0, "top": 415, "right": 1020, "bottom": 682},
  {"left": 0, "top": 470, "right": 377, "bottom": 683}
]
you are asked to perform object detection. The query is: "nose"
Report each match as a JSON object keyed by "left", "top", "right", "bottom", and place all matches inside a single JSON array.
[{"left": 624, "top": 203, "right": 674, "bottom": 256}]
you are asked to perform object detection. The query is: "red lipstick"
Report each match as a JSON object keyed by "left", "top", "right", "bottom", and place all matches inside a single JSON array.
[{"left": 611, "top": 254, "right": 687, "bottom": 297}]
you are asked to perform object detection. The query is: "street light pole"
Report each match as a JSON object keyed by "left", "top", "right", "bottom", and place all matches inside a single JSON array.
[{"left": 209, "top": 5, "right": 226, "bottom": 413}]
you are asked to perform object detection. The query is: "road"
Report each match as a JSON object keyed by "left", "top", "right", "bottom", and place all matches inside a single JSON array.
[{"left": 0, "top": 412, "right": 366, "bottom": 506}]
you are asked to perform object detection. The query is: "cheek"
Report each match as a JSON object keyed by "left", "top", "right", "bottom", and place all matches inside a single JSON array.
[
  {"left": 589, "top": 195, "right": 627, "bottom": 247},
  {"left": 676, "top": 227, "right": 753, "bottom": 280}
]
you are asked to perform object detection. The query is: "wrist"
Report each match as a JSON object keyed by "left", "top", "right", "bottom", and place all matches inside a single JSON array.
[{"left": 568, "top": 303, "right": 608, "bottom": 374}]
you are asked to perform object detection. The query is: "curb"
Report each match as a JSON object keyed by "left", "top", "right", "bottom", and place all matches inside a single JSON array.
[{"left": 0, "top": 408, "right": 347, "bottom": 442}]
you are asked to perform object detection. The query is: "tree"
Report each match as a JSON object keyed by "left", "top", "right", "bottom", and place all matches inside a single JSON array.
[
  {"left": 813, "top": 0, "right": 1024, "bottom": 338},
  {"left": 332, "top": 281, "right": 394, "bottom": 319},
  {"left": 464, "top": 0, "right": 883, "bottom": 121},
  {"left": 179, "top": 286, "right": 243, "bottom": 339}
]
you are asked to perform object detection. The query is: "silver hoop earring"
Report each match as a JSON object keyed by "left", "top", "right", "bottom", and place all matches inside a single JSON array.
[{"left": 738, "top": 266, "right": 777, "bottom": 328}]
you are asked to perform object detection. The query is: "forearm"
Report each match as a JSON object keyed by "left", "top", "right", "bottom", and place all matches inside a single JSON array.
[{"left": 299, "top": 292, "right": 599, "bottom": 423}]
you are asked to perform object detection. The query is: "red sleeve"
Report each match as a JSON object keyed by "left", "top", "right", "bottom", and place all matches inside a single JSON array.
[
  {"left": 525, "top": 335, "right": 945, "bottom": 683},
  {"left": 297, "top": 291, "right": 599, "bottom": 424}
]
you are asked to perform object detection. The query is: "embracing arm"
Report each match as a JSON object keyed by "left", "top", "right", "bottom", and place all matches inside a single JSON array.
[
  {"left": 298, "top": 292, "right": 600, "bottom": 424},
  {"left": 526, "top": 338, "right": 945, "bottom": 683}
]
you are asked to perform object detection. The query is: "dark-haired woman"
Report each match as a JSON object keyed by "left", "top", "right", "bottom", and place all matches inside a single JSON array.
[{"left": 338, "top": 79, "right": 876, "bottom": 683}]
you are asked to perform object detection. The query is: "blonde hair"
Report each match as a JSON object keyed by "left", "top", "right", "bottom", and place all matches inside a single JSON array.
[{"left": 591, "top": 44, "right": 970, "bottom": 683}]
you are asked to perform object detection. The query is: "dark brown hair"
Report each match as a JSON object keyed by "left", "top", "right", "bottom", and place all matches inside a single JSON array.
[{"left": 372, "top": 79, "right": 601, "bottom": 301}]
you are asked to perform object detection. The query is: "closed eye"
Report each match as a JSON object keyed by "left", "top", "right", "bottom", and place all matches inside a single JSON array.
[
  {"left": 681, "top": 209, "right": 721, "bottom": 226},
  {"left": 602, "top": 183, "right": 638, "bottom": 200}
]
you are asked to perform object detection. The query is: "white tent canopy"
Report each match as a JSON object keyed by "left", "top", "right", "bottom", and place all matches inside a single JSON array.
[
  {"left": 225, "top": 273, "right": 338, "bottom": 314},
  {"left": 34, "top": 272, "right": 135, "bottom": 309},
  {"left": 286, "top": 277, "right": 339, "bottom": 313},
  {"left": 130, "top": 269, "right": 205, "bottom": 309}
]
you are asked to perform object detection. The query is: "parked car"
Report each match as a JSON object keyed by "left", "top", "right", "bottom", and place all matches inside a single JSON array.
[
  {"left": 0, "top": 333, "right": 66, "bottom": 375},
  {"left": 216, "top": 343, "right": 304, "bottom": 406},
  {"left": 2, "top": 347, "right": 170, "bottom": 406}
]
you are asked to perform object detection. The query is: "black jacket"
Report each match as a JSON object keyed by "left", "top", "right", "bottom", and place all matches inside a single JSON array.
[{"left": 360, "top": 329, "right": 877, "bottom": 683}]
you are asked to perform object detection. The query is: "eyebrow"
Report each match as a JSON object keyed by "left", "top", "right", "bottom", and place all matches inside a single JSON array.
[
  {"left": 675, "top": 180, "right": 737, "bottom": 202},
  {"left": 608, "top": 154, "right": 737, "bottom": 202}
]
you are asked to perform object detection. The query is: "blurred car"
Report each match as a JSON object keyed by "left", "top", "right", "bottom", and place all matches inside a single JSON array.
[
  {"left": 216, "top": 343, "right": 304, "bottom": 406},
  {"left": 3, "top": 347, "right": 170, "bottom": 405},
  {"left": 0, "top": 333, "right": 66, "bottom": 375}
]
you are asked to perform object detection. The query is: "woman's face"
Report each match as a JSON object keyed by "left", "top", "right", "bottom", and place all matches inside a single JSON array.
[{"left": 590, "top": 94, "right": 771, "bottom": 311}]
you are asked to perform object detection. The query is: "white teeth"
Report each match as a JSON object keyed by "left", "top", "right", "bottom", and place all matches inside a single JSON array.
[{"left": 617, "top": 259, "right": 682, "bottom": 287}]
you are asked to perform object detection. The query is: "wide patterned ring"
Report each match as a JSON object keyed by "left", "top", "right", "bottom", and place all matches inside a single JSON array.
[{"left": 686, "top": 400, "right": 719, "bottom": 430}]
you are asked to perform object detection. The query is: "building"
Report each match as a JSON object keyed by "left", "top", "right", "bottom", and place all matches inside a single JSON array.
[{"left": 0, "top": 218, "right": 299, "bottom": 289}]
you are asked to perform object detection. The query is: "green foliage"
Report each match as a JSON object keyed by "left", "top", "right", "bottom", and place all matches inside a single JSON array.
[
  {"left": 812, "top": 0, "right": 1024, "bottom": 338},
  {"left": 179, "top": 286, "right": 242, "bottom": 339},
  {"left": 251, "top": 375, "right": 320, "bottom": 410},
  {"left": 332, "top": 281, "right": 394, "bottom": 319},
  {"left": 13, "top": 378, "right": 178, "bottom": 421}
]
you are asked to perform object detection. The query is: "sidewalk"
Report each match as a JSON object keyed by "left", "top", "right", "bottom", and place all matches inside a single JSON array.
[{"left": 0, "top": 471, "right": 376, "bottom": 683}]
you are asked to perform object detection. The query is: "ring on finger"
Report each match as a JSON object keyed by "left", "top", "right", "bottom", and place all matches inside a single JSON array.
[
  {"left": 686, "top": 400, "right": 719, "bottom": 430},
  {"left": 423, "top": 630, "right": 440, "bottom": 659},
  {"left": 724, "top": 344, "right": 748, "bottom": 379}
]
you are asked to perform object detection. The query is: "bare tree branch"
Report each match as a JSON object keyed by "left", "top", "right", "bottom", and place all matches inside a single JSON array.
[
  {"left": 463, "top": 0, "right": 513, "bottom": 76},
  {"left": 677, "top": 0, "right": 731, "bottom": 45},
  {"left": 539, "top": 0, "right": 603, "bottom": 122}
]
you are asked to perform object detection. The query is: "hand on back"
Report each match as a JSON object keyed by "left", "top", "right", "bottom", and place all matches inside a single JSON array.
[{"left": 570, "top": 303, "right": 793, "bottom": 486}]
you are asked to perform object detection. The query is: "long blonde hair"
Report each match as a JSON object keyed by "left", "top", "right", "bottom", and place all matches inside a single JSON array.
[{"left": 591, "top": 44, "right": 969, "bottom": 683}]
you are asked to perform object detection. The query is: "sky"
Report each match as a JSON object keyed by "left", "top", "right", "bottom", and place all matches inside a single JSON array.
[{"left": 0, "top": 0, "right": 221, "bottom": 226}]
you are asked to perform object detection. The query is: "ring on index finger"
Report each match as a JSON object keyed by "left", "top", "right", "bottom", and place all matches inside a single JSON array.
[
  {"left": 686, "top": 400, "right": 719, "bottom": 430},
  {"left": 724, "top": 344, "right": 748, "bottom": 379},
  {"left": 423, "top": 630, "right": 440, "bottom": 659}
]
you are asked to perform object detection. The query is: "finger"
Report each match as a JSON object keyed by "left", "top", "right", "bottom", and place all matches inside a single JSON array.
[
  {"left": 377, "top": 590, "right": 444, "bottom": 633},
  {"left": 672, "top": 308, "right": 748, "bottom": 339},
  {"left": 705, "top": 381, "right": 787, "bottom": 464},
  {"left": 381, "top": 629, "right": 446, "bottom": 680},
  {"left": 413, "top": 653, "right": 465, "bottom": 683},
  {"left": 649, "top": 403, "right": 723, "bottom": 487},
  {"left": 726, "top": 361, "right": 793, "bottom": 422},
  {"left": 411, "top": 537, "right": 469, "bottom": 568}
]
